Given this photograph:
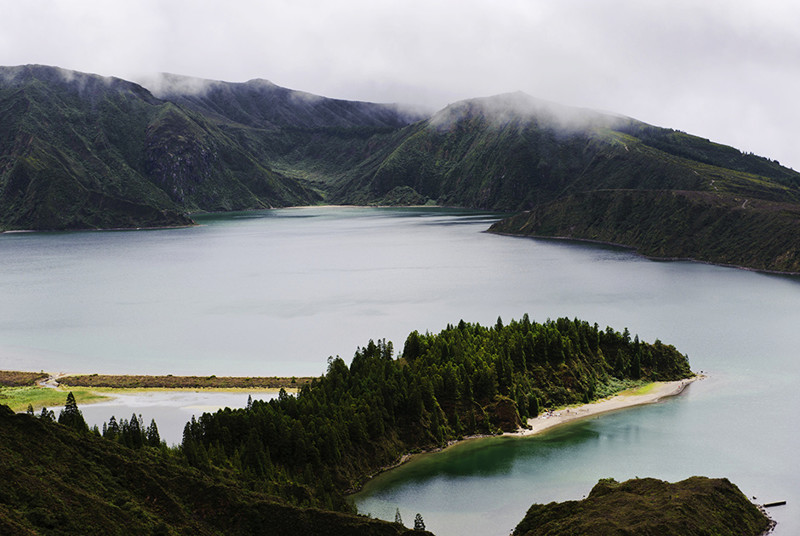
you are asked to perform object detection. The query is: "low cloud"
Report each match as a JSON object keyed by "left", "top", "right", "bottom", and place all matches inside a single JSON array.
[{"left": 1, "top": 1, "right": 799, "bottom": 168}]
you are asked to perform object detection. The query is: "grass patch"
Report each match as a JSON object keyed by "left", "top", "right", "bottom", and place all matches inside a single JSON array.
[
  {"left": 593, "top": 378, "right": 649, "bottom": 399},
  {"left": 0, "top": 387, "right": 108, "bottom": 413},
  {"left": 621, "top": 382, "right": 658, "bottom": 396}
]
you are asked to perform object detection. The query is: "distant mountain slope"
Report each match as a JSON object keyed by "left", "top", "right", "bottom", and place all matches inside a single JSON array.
[
  {"left": 2, "top": 65, "right": 800, "bottom": 273},
  {"left": 331, "top": 92, "right": 800, "bottom": 209},
  {"left": 489, "top": 189, "right": 800, "bottom": 273},
  {"left": 143, "top": 73, "right": 423, "bottom": 130},
  {"left": 0, "top": 65, "right": 320, "bottom": 230}
]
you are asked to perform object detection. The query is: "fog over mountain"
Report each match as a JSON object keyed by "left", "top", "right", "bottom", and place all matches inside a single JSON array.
[
  {"left": 1, "top": 1, "right": 797, "bottom": 170},
  {"left": 2, "top": 64, "right": 799, "bottom": 274}
]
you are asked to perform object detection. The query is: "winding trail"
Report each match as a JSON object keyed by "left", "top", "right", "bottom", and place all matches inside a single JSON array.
[{"left": 36, "top": 373, "right": 65, "bottom": 389}]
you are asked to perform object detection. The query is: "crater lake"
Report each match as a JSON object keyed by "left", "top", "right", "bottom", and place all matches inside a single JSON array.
[{"left": 1, "top": 207, "right": 798, "bottom": 534}]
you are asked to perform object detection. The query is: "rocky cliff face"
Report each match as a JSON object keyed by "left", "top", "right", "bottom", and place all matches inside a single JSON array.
[{"left": 144, "top": 110, "right": 217, "bottom": 205}]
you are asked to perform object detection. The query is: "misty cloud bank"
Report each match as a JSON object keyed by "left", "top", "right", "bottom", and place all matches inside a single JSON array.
[
  {"left": 0, "top": 1, "right": 798, "bottom": 169},
  {"left": 428, "top": 91, "right": 628, "bottom": 134}
]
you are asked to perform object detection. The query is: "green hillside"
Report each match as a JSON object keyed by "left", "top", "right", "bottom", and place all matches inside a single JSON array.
[
  {"left": 0, "top": 405, "right": 415, "bottom": 536},
  {"left": 3, "top": 65, "right": 800, "bottom": 272},
  {"left": 513, "top": 476, "right": 771, "bottom": 536},
  {"left": 489, "top": 189, "right": 800, "bottom": 273},
  {"left": 5, "top": 317, "right": 775, "bottom": 535},
  {"left": 329, "top": 92, "right": 800, "bottom": 209},
  {"left": 0, "top": 65, "right": 320, "bottom": 230}
]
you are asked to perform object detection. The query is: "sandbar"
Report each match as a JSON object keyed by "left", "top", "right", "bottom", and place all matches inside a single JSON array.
[{"left": 510, "top": 377, "right": 698, "bottom": 437}]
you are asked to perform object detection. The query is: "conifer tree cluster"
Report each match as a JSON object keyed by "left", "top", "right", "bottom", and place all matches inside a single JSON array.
[
  {"left": 174, "top": 316, "right": 692, "bottom": 511},
  {"left": 102, "top": 413, "right": 162, "bottom": 449}
]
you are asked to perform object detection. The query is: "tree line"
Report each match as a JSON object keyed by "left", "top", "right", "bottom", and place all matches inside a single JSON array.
[
  {"left": 178, "top": 315, "right": 692, "bottom": 511},
  {"left": 38, "top": 315, "right": 693, "bottom": 517}
]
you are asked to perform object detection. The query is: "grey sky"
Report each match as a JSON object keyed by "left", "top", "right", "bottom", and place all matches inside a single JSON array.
[{"left": 2, "top": 0, "right": 798, "bottom": 169}]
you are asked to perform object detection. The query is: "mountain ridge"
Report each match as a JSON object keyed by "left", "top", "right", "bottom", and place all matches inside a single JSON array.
[{"left": 2, "top": 64, "right": 799, "bottom": 272}]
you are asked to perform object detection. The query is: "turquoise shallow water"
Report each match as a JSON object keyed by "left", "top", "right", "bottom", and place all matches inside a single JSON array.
[{"left": 2, "top": 207, "right": 798, "bottom": 534}]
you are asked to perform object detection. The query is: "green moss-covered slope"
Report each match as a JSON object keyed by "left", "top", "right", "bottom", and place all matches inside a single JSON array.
[
  {"left": 0, "top": 65, "right": 322, "bottom": 230},
  {"left": 513, "top": 477, "right": 771, "bottom": 536},
  {"left": 330, "top": 92, "right": 800, "bottom": 209},
  {"left": 489, "top": 189, "right": 800, "bottom": 273}
]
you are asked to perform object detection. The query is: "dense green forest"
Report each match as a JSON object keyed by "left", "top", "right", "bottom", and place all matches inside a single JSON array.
[
  {"left": 513, "top": 476, "right": 771, "bottom": 536},
  {"left": 168, "top": 316, "right": 691, "bottom": 511},
  {"left": 0, "top": 405, "right": 422, "bottom": 536},
  {"left": 2, "top": 315, "right": 696, "bottom": 533}
]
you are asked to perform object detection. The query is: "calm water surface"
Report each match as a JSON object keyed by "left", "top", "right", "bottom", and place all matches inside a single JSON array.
[
  {"left": 1, "top": 207, "right": 798, "bottom": 534},
  {"left": 79, "top": 391, "right": 279, "bottom": 446}
]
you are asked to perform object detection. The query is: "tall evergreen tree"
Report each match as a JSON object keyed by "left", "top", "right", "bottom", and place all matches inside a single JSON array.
[
  {"left": 414, "top": 513, "right": 425, "bottom": 531},
  {"left": 128, "top": 413, "right": 144, "bottom": 449},
  {"left": 58, "top": 392, "right": 88, "bottom": 432},
  {"left": 146, "top": 419, "right": 161, "bottom": 447},
  {"left": 104, "top": 415, "right": 120, "bottom": 440}
]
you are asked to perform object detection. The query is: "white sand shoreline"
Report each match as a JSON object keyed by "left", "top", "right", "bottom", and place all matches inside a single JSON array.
[
  {"left": 351, "top": 377, "right": 701, "bottom": 494},
  {"left": 509, "top": 376, "right": 700, "bottom": 438}
]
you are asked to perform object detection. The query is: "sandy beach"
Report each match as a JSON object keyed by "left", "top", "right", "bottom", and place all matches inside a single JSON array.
[{"left": 510, "top": 377, "right": 698, "bottom": 437}]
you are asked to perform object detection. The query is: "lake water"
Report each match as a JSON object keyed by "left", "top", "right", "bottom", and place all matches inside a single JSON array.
[
  {"left": 1, "top": 207, "right": 798, "bottom": 534},
  {"left": 78, "top": 390, "right": 280, "bottom": 447}
]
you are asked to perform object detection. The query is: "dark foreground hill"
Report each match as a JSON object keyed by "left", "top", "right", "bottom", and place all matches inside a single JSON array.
[
  {"left": 3, "top": 65, "right": 800, "bottom": 272},
  {"left": 513, "top": 477, "right": 772, "bottom": 536},
  {"left": 0, "top": 404, "right": 417, "bottom": 536}
]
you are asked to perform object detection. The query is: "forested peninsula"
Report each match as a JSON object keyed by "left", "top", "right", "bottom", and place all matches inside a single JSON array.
[
  {"left": 3, "top": 65, "right": 800, "bottom": 272},
  {"left": 1, "top": 316, "right": 700, "bottom": 534}
]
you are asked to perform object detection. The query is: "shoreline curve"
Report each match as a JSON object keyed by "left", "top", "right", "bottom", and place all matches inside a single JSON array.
[{"left": 509, "top": 376, "right": 700, "bottom": 438}]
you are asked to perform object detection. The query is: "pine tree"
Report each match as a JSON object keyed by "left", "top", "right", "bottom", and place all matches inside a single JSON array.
[
  {"left": 128, "top": 413, "right": 144, "bottom": 448},
  {"left": 394, "top": 508, "right": 403, "bottom": 525},
  {"left": 58, "top": 392, "right": 88, "bottom": 432},
  {"left": 146, "top": 419, "right": 161, "bottom": 447},
  {"left": 529, "top": 394, "right": 540, "bottom": 418},
  {"left": 414, "top": 513, "right": 425, "bottom": 531},
  {"left": 104, "top": 415, "right": 120, "bottom": 440}
]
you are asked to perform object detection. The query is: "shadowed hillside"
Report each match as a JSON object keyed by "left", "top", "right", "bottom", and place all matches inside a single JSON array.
[{"left": 0, "top": 404, "right": 419, "bottom": 536}]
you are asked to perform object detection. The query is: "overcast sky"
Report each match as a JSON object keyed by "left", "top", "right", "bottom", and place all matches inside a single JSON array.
[{"left": 2, "top": 0, "right": 798, "bottom": 169}]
